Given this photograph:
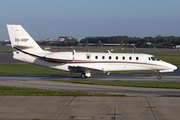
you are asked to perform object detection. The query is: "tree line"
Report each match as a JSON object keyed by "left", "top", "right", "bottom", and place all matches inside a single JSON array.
[
  {"left": 38, "top": 35, "right": 180, "bottom": 48},
  {"left": 80, "top": 35, "right": 180, "bottom": 48},
  {"left": 1, "top": 35, "right": 180, "bottom": 48}
]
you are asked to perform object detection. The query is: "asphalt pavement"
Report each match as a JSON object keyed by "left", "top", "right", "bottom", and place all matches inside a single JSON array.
[{"left": 1, "top": 96, "right": 180, "bottom": 120}]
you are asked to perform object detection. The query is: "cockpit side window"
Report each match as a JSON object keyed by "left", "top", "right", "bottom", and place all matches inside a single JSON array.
[{"left": 151, "top": 56, "right": 160, "bottom": 61}]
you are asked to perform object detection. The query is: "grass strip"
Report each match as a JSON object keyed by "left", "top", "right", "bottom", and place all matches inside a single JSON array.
[
  {"left": 0, "top": 64, "right": 68, "bottom": 75},
  {"left": 52, "top": 80, "right": 180, "bottom": 89},
  {"left": 147, "top": 52, "right": 180, "bottom": 65},
  {"left": 0, "top": 86, "right": 125, "bottom": 96}
]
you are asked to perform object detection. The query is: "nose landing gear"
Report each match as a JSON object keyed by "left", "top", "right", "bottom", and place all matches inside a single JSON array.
[{"left": 158, "top": 72, "right": 162, "bottom": 79}]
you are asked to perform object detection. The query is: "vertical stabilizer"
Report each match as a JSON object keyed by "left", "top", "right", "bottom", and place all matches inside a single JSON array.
[{"left": 7, "top": 24, "right": 43, "bottom": 53}]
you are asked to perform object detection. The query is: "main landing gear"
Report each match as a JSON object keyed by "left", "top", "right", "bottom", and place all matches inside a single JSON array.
[
  {"left": 158, "top": 72, "right": 162, "bottom": 79},
  {"left": 81, "top": 72, "right": 91, "bottom": 79},
  {"left": 81, "top": 73, "right": 87, "bottom": 79}
]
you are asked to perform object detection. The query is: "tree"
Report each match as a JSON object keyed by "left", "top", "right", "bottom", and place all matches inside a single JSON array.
[
  {"left": 120, "top": 40, "right": 124, "bottom": 47},
  {"left": 75, "top": 41, "right": 79, "bottom": 46},
  {"left": 83, "top": 40, "right": 88, "bottom": 46},
  {"left": 98, "top": 40, "right": 102, "bottom": 46}
]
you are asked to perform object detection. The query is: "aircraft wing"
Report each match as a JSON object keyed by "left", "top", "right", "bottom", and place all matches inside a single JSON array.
[{"left": 68, "top": 66, "right": 104, "bottom": 73}]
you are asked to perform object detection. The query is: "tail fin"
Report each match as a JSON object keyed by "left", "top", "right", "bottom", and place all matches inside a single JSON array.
[{"left": 7, "top": 24, "right": 43, "bottom": 53}]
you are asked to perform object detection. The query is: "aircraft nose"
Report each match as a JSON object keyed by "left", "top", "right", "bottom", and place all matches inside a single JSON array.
[
  {"left": 172, "top": 65, "right": 177, "bottom": 70},
  {"left": 160, "top": 62, "right": 177, "bottom": 73},
  {"left": 168, "top": 63, "right": 177, "bottom": 71}
]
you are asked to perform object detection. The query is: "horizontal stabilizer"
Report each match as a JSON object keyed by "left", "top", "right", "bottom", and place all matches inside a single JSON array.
[{"left": 13, "top": 45, "right": 33, "bottom": 49}]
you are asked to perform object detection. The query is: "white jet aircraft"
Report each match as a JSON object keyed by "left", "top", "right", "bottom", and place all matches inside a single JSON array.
[{"left": 7, "top": 24, "right": 177, "bottom": 79}]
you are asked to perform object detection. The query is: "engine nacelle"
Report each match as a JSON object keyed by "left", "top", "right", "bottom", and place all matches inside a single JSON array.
[{"left": 45, "top": 52, "right": 73, "bottom": 63}]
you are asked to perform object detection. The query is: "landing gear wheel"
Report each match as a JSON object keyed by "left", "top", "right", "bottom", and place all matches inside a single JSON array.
[
  {"left": 158, "top": 75, "right": 162, "bottom": 79},
  {"left": 81, "top": 73, "right": 87, "bottom": 79},
  {"left": 158, "top": 72, "right": 162, "bottom": 80}
]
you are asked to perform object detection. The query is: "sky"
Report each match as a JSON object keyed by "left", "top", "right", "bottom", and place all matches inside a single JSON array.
[{"left": 0, "top": 0, "right": 180, "bottom": 41}]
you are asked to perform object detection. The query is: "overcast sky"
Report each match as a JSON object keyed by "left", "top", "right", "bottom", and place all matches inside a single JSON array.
[{"left": 1, "top": 0, "right": 180, "bottom": 41}]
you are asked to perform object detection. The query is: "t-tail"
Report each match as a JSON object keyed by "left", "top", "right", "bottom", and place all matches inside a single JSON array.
[{"left": 7, "top": 24, "right": 46, "bottom": 63}]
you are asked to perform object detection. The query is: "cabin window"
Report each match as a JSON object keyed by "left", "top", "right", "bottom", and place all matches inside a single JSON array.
[
  {"left": 129, "top": 57, "right": 132, "bottom": 60},
  {"left": 95, "top": 56, "right": 98, "bottom": 59},
  {"left": 109, "top": 56, "right": 112, "bottom": 60},
  {"left": 149, "top": 57, "right": 151, "bottom": 60},
  {"left": 116, "top": 56, "right": 118, "bottom": 60},
  {"left": 122, "top": 56, "right": 125, "bottom": 60},
  {"left": 86, "top": 54, "right": 91, "bottom": 60},
  {"left": 102, "top": 56, "right": 105, "bottom": 59},
  {"left": 136, "top": 57, "right": 139, "bottom": 60}
]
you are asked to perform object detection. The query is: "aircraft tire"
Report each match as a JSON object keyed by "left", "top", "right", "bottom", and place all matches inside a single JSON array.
[
  {"left": 81, "top": 73, "right": 86, "bottom": 79},
  {"left": 158, "top": 75, "right": 162, "bottom": 79}
]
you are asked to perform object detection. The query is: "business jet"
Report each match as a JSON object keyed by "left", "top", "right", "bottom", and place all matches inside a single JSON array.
[{"left": 7, "top": 24, "right": 177, "bottom": 79}]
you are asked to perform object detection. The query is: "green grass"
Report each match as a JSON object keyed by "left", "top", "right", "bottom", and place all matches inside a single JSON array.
[
  {"left": 0, "top": 46, "right": 12, "bottom": 51},
  {"left": 147, "top": 52, "right": 180, "bottom": 65},
  {"left": 52, "top": 80, "right": 180, "bottom": 89},
  {"left": 0, "top": 86, "right": 125, "bottom": 96},
  {"left": 0, "top": 64, "right": 68, "bottom": 74}
]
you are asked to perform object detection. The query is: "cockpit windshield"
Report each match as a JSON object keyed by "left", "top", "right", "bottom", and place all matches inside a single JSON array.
[{"left": 151, "top": 56, "right": 160, "bottom": 61}]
